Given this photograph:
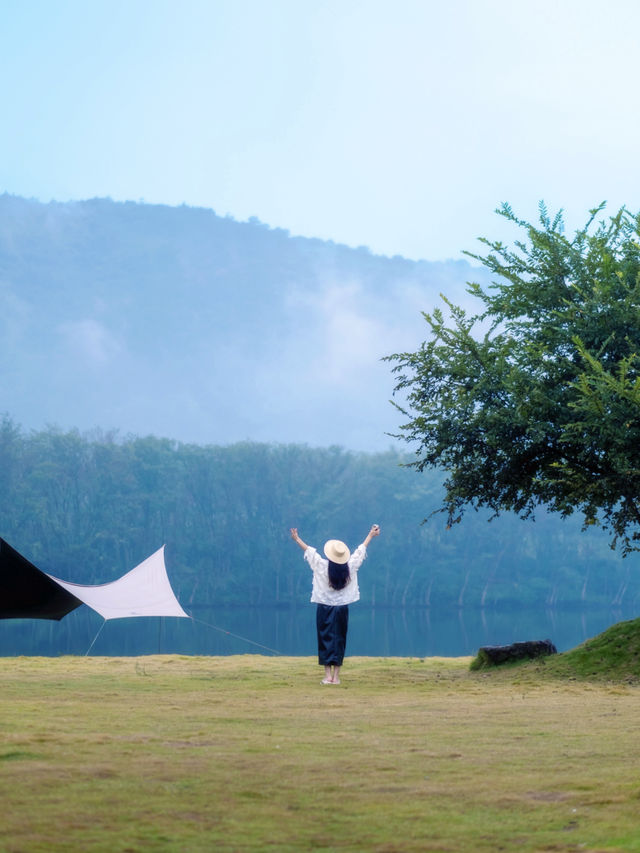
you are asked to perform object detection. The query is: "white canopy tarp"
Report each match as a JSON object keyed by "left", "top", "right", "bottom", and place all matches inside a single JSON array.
[{"left": 47, "top": 545, "right": 189, "bottom": 620}]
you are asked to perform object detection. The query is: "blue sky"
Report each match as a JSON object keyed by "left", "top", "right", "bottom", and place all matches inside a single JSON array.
[{"left": 2, "top": 0, "right": 639, "bottom": 261}]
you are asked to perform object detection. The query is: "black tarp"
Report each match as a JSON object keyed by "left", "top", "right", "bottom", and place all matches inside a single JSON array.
[{"left": 0, "top": 538, "right": 83, "bottom": 620}]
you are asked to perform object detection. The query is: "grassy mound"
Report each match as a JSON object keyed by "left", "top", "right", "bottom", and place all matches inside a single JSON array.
[
  {"left": 541, "top": 616, "right": 640, "bottom": 682},
  {"left": 469, "top": 617, "right": 640, "bottom": 682}
]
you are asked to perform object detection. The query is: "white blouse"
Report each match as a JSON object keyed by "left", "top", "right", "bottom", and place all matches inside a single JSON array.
[{"left": 304, "top": 544, "right": 367, "bottom": 605}]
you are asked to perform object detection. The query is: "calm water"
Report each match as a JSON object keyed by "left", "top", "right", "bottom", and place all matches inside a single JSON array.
[{"left": 1, "top": 604, "right": 637, "bottom": 657}]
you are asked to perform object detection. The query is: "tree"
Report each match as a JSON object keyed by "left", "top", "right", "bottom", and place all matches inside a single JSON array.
[{"left": 387, "top": 203, "right": 640, "bottom": 554}]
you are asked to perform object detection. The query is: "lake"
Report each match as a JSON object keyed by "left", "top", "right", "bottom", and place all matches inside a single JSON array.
[{"left": 0, "top": 604, "right": 637, "bottom": 658}]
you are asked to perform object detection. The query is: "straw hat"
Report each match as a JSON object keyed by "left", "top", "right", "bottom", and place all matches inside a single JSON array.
[{"left": 323, "top": 539, "right": 351, "bottom": 564}]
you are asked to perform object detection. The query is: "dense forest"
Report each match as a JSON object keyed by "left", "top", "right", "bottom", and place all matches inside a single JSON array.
[{"left": 2, "top": 415, "right": 639, "bottom": 616}]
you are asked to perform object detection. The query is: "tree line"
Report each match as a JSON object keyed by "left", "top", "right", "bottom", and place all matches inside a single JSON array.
[{"left": 1, "top": 415, "right": 639, "bottom": 615}]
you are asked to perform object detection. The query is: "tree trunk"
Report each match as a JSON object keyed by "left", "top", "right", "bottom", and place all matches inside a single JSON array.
[{"left": 471, "top": 639, "right": 557, "bottom": 669}]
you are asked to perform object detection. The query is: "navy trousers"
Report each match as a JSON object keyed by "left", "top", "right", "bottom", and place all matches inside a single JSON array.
[{"left": 316, "top": 604, "right": 349, "bottom": 666}]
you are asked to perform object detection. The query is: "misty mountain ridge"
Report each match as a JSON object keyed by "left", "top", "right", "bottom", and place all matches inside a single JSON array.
[{"left": 0, "top": 194, "right": 487, "bottom": 449}]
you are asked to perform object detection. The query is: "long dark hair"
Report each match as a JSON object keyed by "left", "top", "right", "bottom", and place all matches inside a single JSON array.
[{"left": 328, "top": 560, "right": 351, "bottom": 590}]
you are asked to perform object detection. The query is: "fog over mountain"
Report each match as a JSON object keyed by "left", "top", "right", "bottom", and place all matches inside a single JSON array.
[{"left": 0, "top": 194, "right": 488, "bottom": 449}]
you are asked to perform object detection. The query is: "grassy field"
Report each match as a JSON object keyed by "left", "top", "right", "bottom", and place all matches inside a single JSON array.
[{"left": 1, "top": 652, "right": 640, "bottom": 852}]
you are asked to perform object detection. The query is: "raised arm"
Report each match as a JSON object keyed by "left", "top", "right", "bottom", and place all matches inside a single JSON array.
[
  {"left": 362, "top": 524, "right": 380, "bottom": 548},
  {"left": 290, "top": 527, "right": 310, "bottom": 552}
]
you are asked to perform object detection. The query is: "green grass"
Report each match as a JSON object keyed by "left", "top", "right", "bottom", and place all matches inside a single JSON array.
[
  {"left": 470, "top": 617, "right": 640, "bottom": 684},
  {"left": 543, "top": 616, "right": 640, "bottom": 682},
  {"left": 1, "top": 652, "right": 640, "bottom": 852}
]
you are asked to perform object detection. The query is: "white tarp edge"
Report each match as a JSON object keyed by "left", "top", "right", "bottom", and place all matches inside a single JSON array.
[{"left": 47, "top": 545, "right": 189, "bottom": 620}]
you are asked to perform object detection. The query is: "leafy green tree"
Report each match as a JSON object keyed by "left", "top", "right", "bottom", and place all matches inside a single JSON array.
[{"left": 387, "top": 203, "right": 640, "bottom": 553}]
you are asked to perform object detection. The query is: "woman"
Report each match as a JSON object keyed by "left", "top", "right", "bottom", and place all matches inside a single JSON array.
[{"left": 290, "top": 524, "right": 380, "bottom": 684}]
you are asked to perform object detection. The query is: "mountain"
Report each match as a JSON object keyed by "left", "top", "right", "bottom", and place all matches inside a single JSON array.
[{"left": 0, "top": 194, "right": 486, "bottom": 449}]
